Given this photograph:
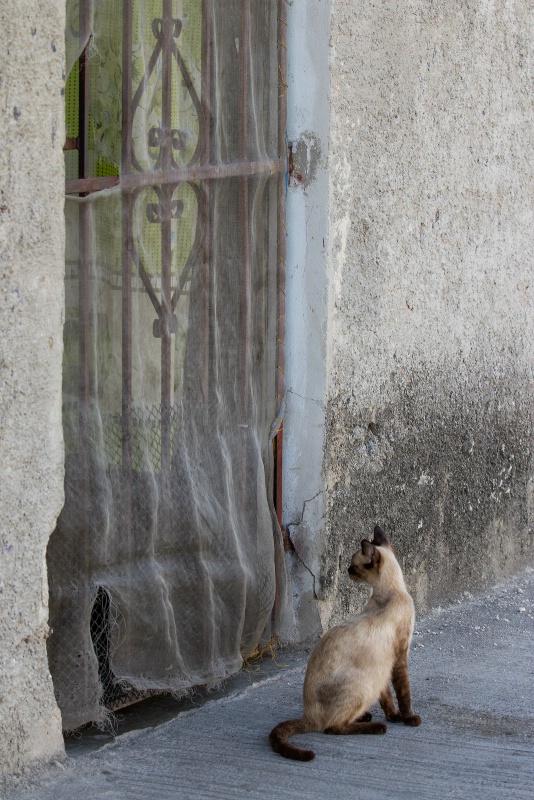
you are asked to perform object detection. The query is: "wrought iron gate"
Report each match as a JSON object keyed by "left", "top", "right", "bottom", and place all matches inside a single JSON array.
[{"left": 48, "top": 0, "right": 288, "bottom": 731}]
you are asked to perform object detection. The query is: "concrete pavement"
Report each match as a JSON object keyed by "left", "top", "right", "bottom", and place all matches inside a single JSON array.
[{"left": 3, "top": 567, "right": 533, "bottom": 800}]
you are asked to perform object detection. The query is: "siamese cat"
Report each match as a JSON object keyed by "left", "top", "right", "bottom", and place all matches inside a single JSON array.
[{"left": 270, "top": 526, "right": 421, "bottom": 761}]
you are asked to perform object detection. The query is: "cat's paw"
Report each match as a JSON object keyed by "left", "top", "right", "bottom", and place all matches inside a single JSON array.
[
  {"left": 369, "top": 722, "right": 387, "bottom": 735},
  {"left": 386, "top": 712, "right": 403, "bottom": 723},
  {"left": 402, "top": 713, "right": 421, "bottom": 727},
  {"left": 357, "top": 712, "right": 373, "bottom": 722}
]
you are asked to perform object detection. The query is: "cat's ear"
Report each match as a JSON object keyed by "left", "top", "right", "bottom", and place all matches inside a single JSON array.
[
  {"left": 361, "top": 539, "right": 374, "bottom": 559},
  {"left": 372, "top": 525, "right": 390, "bottom": 548},
  {"left": 361, "top": 539, "right": 381, "bottom": 568}
]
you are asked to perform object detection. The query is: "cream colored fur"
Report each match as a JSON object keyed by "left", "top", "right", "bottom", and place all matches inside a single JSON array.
[{"left": 269, "top": 526, "right": 421, "bottom": 761}]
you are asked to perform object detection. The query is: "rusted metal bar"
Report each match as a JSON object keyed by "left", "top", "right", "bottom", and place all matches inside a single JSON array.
[
  {"left": 78, "top": 199, "right": 91, "bottom": 559},
  {"left": 161, "top": 0, "right": 173, "bottom": 173},
  {"left": 273, "top": 0, "right": 288, "bottom": 626},
  {"left": 78, "top": 15, "right": 90, "bottom": 184},
  {"left": 160, "top": 0, "right": 174, "bottom": 479},
  {"left": 200, "top": 0, "right": 213, "bottom": 403},
  {"left": 237, "top": 0, "right": 252, "bottom": 536},
  {"left": 171, "top": 182, "right": 206, "bottom": 312},
  {"left": 122, "top": 0, "right": 134, "bottom": 177},
  {"left": 239, "top": 3, "right": 250, "bottom": 160},
  {"left": 78, "top": 0, "right": 92, "bottom": 580},
  {"left": 78, "top": 200, "right": 91, "bottom": 428},
  {"left": 66, "top": 176, "right": 119, "bottom": 195},
  {"left": 121, "top": 0, "right": 133, "bottom": 552},
  {"left": 132, "top": 248, "right": 163, "bottom": 318},
  {"left": 275, "top": 0, "right": 288, "bottom": 527},
  {"left": 65, "top": 158, "right": 285, "bottom": 196},
  {"left": 160, "top": 200, "right": 172, "bottom": 477},
  {"left": 121, "top": 157, "right": 285, "bottom": 187},
  {"left": 239, "top": 0, "right": 251, "bottom": 434},
  {"left": 63, "top": 137, "right": 80, "bottom": 151},
  {"left": 201, "top": 0, "right": 213, "bottom": 164}
]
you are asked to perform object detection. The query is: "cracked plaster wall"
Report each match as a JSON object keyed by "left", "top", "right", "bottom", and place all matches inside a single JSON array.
[
  {"left": 319, "top": 0, "right": 533, "bottom": 629},
  {"left": 283, "top": 1, "right": 532, "bottom": 639},
  {"left": 0, "top": 0, "right": 65, "bottom": 774}
]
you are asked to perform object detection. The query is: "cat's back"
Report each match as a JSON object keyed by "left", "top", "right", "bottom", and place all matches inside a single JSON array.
[
  {"left": 305, "top": 588, "right": 414, "bottom": 675},
  {"left": 305, "top": 604, "right": 397, "bottom": 677}
]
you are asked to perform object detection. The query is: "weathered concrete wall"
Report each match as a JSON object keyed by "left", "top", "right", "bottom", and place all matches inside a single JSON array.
[
  {"left": 0, "top": 0, "right": 65, "bottom": 774},
  {"left": 318, "top": 0, "right": 533, "bottom": 627}
]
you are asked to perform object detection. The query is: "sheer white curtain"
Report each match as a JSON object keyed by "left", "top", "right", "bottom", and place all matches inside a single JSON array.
[{"left": 47, "top": 0, "right": 292, "bottom": 732}]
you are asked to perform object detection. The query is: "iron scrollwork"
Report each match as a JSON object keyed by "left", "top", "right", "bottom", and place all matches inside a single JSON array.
[{"left": 128, "top": 7, "right": 206, "bottom": 343}]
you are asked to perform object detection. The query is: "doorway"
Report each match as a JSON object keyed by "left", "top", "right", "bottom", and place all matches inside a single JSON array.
[{"left": 47, "top": 0, "right": 288, "bottom": 731}]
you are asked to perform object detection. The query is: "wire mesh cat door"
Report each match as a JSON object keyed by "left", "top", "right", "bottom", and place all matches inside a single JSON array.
[{"left": 47, "top": 0, "right": 290, "bottom": 731}]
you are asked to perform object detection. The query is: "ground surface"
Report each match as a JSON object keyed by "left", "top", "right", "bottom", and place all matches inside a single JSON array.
[{"left": 2, "top": 568, "right": 533, "bottom": 800}]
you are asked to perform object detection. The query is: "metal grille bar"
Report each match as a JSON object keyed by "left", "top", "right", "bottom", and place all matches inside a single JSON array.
[{"left": 65, "top": 157, "right": 286, "bottom": 195}]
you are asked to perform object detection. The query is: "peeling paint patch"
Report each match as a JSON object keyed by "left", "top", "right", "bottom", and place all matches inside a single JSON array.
[{"left": 288, "top": 132, "right": 321, "bottom": 189}]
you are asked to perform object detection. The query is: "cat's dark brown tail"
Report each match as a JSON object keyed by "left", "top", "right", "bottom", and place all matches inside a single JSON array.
[{"left": 269, "top": 718, "right": 315, "bottom": 761}]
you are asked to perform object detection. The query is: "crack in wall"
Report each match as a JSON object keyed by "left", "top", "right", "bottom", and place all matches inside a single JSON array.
[
  {"left": 287, "top": 388, "right": 324, "bottom": 410},
  {"left": 287, "top": 535, "right": 319, "bottom": 599},
  {"left": 286, "top": 491, "right": 324, "bottom": 599}
]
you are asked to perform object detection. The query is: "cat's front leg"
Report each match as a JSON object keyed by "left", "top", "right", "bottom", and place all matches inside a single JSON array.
[
  {"left": 391, "top": 659, "right": 421, "bottom": 727},
  {"left": 379, "top": 684, "right": 402, "bottom": 722}
]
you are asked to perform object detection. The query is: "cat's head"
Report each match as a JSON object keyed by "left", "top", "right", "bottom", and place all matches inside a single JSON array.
[{"left": 347, "top": 526, "right": 394, "bottom": 584}]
